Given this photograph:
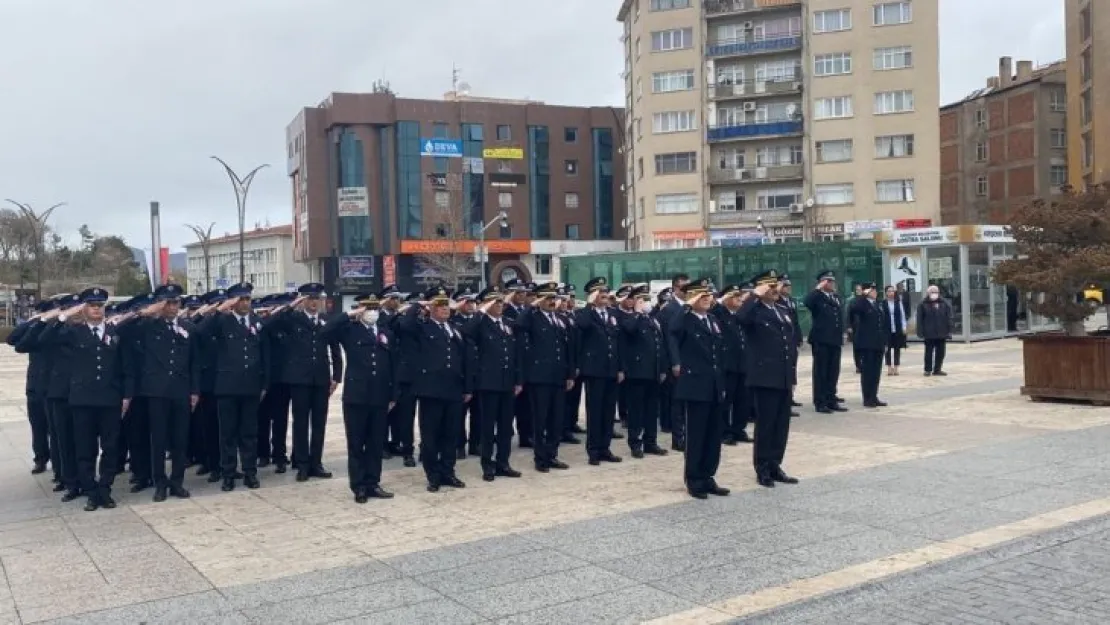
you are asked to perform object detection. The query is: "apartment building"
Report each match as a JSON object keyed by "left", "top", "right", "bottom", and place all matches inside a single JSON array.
[
  {"left": 939, "top": 58, "right": 1067, "bottom": 225},
  {"left": 1065, "top": 0, "right": 1108, "bottom": 187},
  {"left": 184, "top": 225, "right": 310, "bottom": 296},
  {"left": 616, "top": 0, "right": 939, "bottom": 249}
]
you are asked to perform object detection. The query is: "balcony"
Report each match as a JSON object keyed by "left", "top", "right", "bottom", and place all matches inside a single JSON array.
[
  {"left": 704, "top": 0, "right": 802, "bottom": 18},
  {"left": 708, "top": 163, "right": 803, "bottom": 184},
  {"left": 706, "top": 34, "right": 801, "bottom": 59},
  {"left": 707, "top": 77, "right": 802, "bottom": 100},
  {"left": 708, "top": 208, "right": 798, "bottom": 227},
  {"left": 707, "top": 118, "right": 803, "bottom": 142}
]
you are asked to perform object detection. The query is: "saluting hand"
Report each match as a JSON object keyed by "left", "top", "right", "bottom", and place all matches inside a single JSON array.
[{"left": 121, "top": 398, "right": 131, "bottom": 415}]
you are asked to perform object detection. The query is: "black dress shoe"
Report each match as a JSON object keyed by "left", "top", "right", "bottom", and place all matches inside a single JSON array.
[
  {"left": 382, "top": 448, "right": 394, "bottom": 460},
  {"left": 153, "top": 487, "right": 167, "bottom": 502},
  {"left": 571, "top": 425, "right": 586, "bottom": 434},
  {"left": 611, "top": 431, "right": 625, "bottom": 439},
  {"left": 169, "top": 485, "right": 191, "bottom": 499},
  {"left": 221, "top": 478, "right": 235, "bottom": 492},
  {"left": 495, "top": 466, "right": 522, "bottom": 478},
  {"left": 232, "top": 471, "right": 245, "bottom": 480},
  {"left": 791, "top": 400, "right": 802, "bottom": 407},
  {"left": 101, "top": 494, "right": 117, "bottom": 509},
  {"left": 366, "top": 485, "right": 393, "bottom": 498},
  {"left": 535, "top": 463, "right": 550, "bottom": 472},
  {"left": 644, "top": 445, "right": 669, "bottom": 456},
  {"left": 773, "top": 470, "right": 799, "bottom": 484},
  {"left": 257, "top": 457, "right": 271, "bottom": 468},
  {"left": 296, "top": 468, "right": 309, "bottom": 482},
  {"left": 872, "top": 399, "right": 888, "bottom": 407},
  {"left": 310, "top": 466, "right": 333, "bottom": 479},
  {"left": 815, "top": 406, "right": 834, "bottom": 414},
  {"left": 196, "top": 465, "right": 211, "bottom": 476},
  {"left": 707, "top": 484, "right": 731, "bottom": 496},
  {"left": 444, "top": 476, "right": 466, "bottom": 488},
  {"left": 790, "top": 411, "right": 800, "bottom": 417},
  {"left": 831, "top": 405, "right": 848, "bottom": 412},
  {"left": 84, "top": 496, "right": 100, "bottom": 512},
  {"left": 62, "top": 489, "right": 82, "bottom": 502},
  {"left": 548, "top": 460, "right": 569, "bottom": 470},
  {"left": 757, "top": 475, "right": 776, "bottom": 488},
  {"left": 687, "top": 489, "right": 708, "bottom": 500},
  {"left": 31, "top": 462, "right": 47, "bottom": 475},
  {"left": 835, "top": 396, "right": 846, "bottom": 403},
  {"left": 933, "top": 370, "right": 948, "bottom": 376},
  {"left": 130, "top": 480, "right": 152, "bottom": 494},
  {"left": 456, "top": 448, "right": 467, "bottom": 460},
  {"left": 601, "top": 451, "right": 622, "bottom": 463},
  {"left": 207, "top": 471, "right": 223, "bottom": 483},
  {"left": 354, "top": 491, "right": 369, "bottom": 504},
  {"left": 51, "top": 482, "right": 66, "bottom": 493},
  {"left": 275, "top": 462, "right": 287, "bottom": 474},
  {"left": 426, "top": 483, "right": 441, "bottom": 492},
  {"left": 631, "top": 448, "right": 645, "bottom": 459},
  {"left": 519, "top": 439, "right": 534, "bottom": 448},
  {"left": 403, "top": 456, "right": 416, "bottom": 468},
  {"left": 722, "top": 436, "right": 738, "bottom": 446},
  {"left": 243, "top": 474, "right": 261, "bottom": 489},
  {"left": 588, "top": 458, "right": 600, "bottom": 466},
  {"left": 561, "top": 435, "right": 581, "bottom": 444},
  {"left": 482, "top": 471, "right": 495, "bottom": 482}
]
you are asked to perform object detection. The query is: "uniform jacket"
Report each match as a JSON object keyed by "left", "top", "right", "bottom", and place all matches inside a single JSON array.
[
  {"left": 323, "top": 314, "right": 398, "bottom": 405},
  {"left": 574, "top": 305, "right": 622, "bottom": 379},
  {"left": 461, "top": 313, "right": 520, "bottom": 393},
  {"left": 710, "top": 303, "right": 746, "bottom": 375},
  {"left": 16, "top": 321, "right": 73, "bottom": 401},
  {"left": 39, "top": 320, "right": 129, "bottom": 407},
  {"left": 736, "top": 299, "right": 795, "bottom": 390},
  {"left": 9, "top": 321, "right": 50, "bottom": 398},
  {"left": 515, "top": 306, "right": 574, "bottom": 386},
  {"left": 387, "top": 309, "right": 418, "bottom": 385},
  {"left": 657, "top": 298, "right": 687, "bottom": 368},
  {"left": 850, "top": 297, "right": 890, "bottom": 351},
  {"left": 131, "top": 316, "right": 201, "bottom": 399},
  {"left": 668, "top": 310, "right": 726, "bottom": 403},
  {"left": 803, "top": 289, "right": 845, "bottom": 346},
  {"left": 618, "top": 309, "right": 666, "bottom": 381},
  {"left": 398, "top": 306, "right": 469, "bottom": 401},
  {"left": 266, "top": 308, "right": 343, "bottom": 387},
  {"left": 196, "top": 312, "right": 271, "bottom": 397}
]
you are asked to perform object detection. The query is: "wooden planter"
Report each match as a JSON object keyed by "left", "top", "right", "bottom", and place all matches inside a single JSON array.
[{"left": 1021, "top": 334, "right": 1110, "bottom": 404}]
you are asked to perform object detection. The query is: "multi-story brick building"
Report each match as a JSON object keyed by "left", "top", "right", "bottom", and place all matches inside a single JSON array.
[
  {"left": 938, "top": 57, "right": 1067, "bottom": 225},
  {"left": 1065, "top": 0, "right": 1106, "bottom": 187}
]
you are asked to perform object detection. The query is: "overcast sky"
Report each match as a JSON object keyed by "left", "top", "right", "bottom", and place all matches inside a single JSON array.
[{"left": 0, "top": 0, "right": 1064, "bottom": 252}]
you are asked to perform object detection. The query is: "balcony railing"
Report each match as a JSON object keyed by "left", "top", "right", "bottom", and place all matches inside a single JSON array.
[
  {"left": 708, "top": 163, "right": 803, "bottom": 183},
  {"left": 707, "top": 118, "right": 803, "bottom": 141},
  {"left": 704, "top": 0, "right": 802, "bottom": 17},
  {"left": 707, "top": 76, "right": 802, "bottom": 99},
  {"left": 706, "top": 34, "right": 801, "bottom": 58}
]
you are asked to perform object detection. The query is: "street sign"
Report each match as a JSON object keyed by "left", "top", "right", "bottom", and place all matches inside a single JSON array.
[{"left": 420, "top": 138, "right": 463, "bottom": 158}]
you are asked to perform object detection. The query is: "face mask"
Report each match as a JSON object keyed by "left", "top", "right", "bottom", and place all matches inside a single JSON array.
[
  {"left": 362, "top": 310, "right": 380, "bottom": 324},
  {"left": 928, "top": 293, "right": 939, "bottom": 301},
  {"left": 641, "top": 302, "right": 654, "bottom": 314}
]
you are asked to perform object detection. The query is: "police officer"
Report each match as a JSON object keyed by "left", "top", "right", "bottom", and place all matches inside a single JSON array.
[
  {"left": 712, "top": 284, "right": 753, "bottom": 445},
  {"left": 804, "top": 270, "right": 847, "bottom": 414},
  {"left": 181, "top": 294, "right": 206, "bottom": 468},
  {"left": 400, "top": 286, "right": 470, "bottom": 492},
  {"left": 386, "top": 289, "right": 419, "bottom": 467},
  {"left": 197, "top": 282, "right": 269, "bottom": 491},
  {"left": 502, "top": 278, "right": 533, "bottom": 448},
  {"left": 850, "top": 283, "right": 890, "bottom": 408},
  {"left": 460, "top": 286, "right": 523, "bottom": 482},
  {"left": 515, "top": 282, "right": 574, "bottom": 472},
  {"left": 192, "top": 289, "right": 227, "bottom": 482},
  {"left": 7, "top": 299, "right": 55, "bottom": 476},
  {"left": 323, "top": 294, "right": 397, "bottom": 502},
  {"left": 659, "top": 274, "right": 691, "bottom": 450},
  {"left": 131, "top": 284, "right": 199, "bottom": 501},
  {"left": 576, "top": 278, "right": 623, "bottom": 465},
  {"left": 738, "top": 271, "right": 800, "bottom": 488},
  {"left": 267, "top": 283, "right": 343, "bottom": 482},
  {"left": 777, "top": 275, "right": 803, "bottom": 417},
  {"left": 114, "top": 293, "right": 154, "bottom": 493},
  {"left": 451, "top": 287, "right": 480, "bottom": 458},
  {"left": 560, "top": 285, "right": 585, "bottom": 442},
  {"left": 618, "top": 284, "right": 669, "bottom": 458},
  {"left": 256, "top": 294, "right": 288, "bottom": 471},
  {"left": 667, "top": 279, "right": 728, "bottom": 500}
]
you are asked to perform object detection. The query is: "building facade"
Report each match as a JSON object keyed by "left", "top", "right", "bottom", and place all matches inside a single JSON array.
[
  {"left": 1065, "top": 0, "right": 1106, "bottom": 188},
  {"left": 617, "top": 0, "right": 940, "bottom": 249},
  {"left": 184, "top": 225, "right": 310, "bottom": 296},
  {"left": 939, "top": 58, "right": 1067, "bottom": 225},
  {"left": 286, "top": 92, "right": 626, "bottom": 294}
]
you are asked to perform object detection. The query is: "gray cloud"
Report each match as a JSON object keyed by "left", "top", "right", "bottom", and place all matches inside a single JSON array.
[{"left": 0, "top": 0, "right": 1062, "bottom": 250}]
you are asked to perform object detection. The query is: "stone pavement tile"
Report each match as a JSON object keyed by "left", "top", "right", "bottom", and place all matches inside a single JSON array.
[
  {"left": 982, "top": 486, "right": 1102, "bottom": 516},
  {"left": 520, "top": 512, "right": 662, "bottom": 547},
  {"left": 550, "top": 523, "right": 702, "bottom": 563},
  {"left": 777, "top": 486, "right": 955, "bottom": 527},
  {"left": 41, "top": 590, "right": 236, "bottom": 625},
  {"left": 648, "top": 553, "right": 811, "bottom": 605},
  {"left": 901, "top": 448, "right": 1039, "bottom": 478},
  {"left": 493, "top": 583, "right": 698, "bottom": 625},
  {"left": 667, "top": 501, "right": 810, "bottom": 539},
  {"left": 219, "top": 559, "right": 400, "bottom": 610},
  {"left": 889, "top": 504, "right": 1032, "bottom": 543},
  {"left": 784, "top": 528, "right": 932, "bottom": 577},
  {"left": 594, "top": 535, "right": 755, "bottom": 584},
  {"left": 382, "top": 533, "right": 540, "bottom": 576},
  {"left": 239, "top": 577, "right": 439, "bottom": 625},
  {"left": 871, "top": 469, "right": 1032, "bottom": 506},
  {"left": 1002, "top": 461, "right": 1108, "bottom": 487},
  {"left": 414, "top": 548, "right": 585, "bottom": 595},
  {"left": 326, "top": 597, "right": 485, "bottom": 625},
  {"left": 449, "top": 565, "right": 636, "bottom": 619},
  {"left": 792, "top": 411, "right": 1033, "bottom": 452},
  {"left": 730, "top": 516, "right": 875, "bottom": 556}
]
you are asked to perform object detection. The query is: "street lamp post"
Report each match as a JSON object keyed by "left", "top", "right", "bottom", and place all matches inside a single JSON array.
[
  {"left": 476, "top": 210, "right": 509, "bottom": 289},
  {"left": 4, "top": 199, "right": 64, "bottom": 299},
  {"left": 210, "top": 157, "right": 268, "bottom": 284},
  {"left": 184, "top": 222, "right": 216, "bottom": 292}
]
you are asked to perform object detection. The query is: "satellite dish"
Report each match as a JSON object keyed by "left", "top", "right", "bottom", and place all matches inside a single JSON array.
[
  {"left": 805, "top": 198, "right": 815, "bottom": 208},
  {"left": 786, "top": 103, "right": 798, "bottom": 116},
  {"left": 458, "top": 82, "right": 472, "bottom": 96}
]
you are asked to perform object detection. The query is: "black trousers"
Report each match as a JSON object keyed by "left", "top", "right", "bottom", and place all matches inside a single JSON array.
[
  {"left": 71, "top": 405, "right": 121, "bottom": 496},
  {"left": 659, "top": 377, "right": 673, "bottom": 431},
  {"left": 128, "top": 398, "right": 151, "bottom": 481},
  {"left": 668, "top": 375, "right": 686, "bottom": 444},
  {"left": 529, "top": 384, "right": 564, "bottom": 465},
  {"left": 417, "top": 397, "right": 460, "bottom": 484},
  {"left": 187, "top": 398, "right": 204, "bottom": 464},
  {"left": 290, "top": 384, "right": 329, "bottom": 469},
  {"left": 623, "top": 378, "right": 660, "bottom": 450},
  {"left": 859, "top": 349, "right": 884, "bottom": 402},
  {"left": 564, "top": 378, "right": 582, "bottom": 433},
  {"left": 387, "top": 383, "right": 416, "bottom": 456},
  {"left": 147, "top": 397, "right": 190, "bottom": 488},
  {"left": 684, "top": 399, "right": 723, "bottom": 493},
  {"left": 723, "top": 372, "right": 752, "bottom": 437},
  {"left": 584, "top": 376, "right": 617, "bottom": 458},
  {"left": 752, "top": 386, "right": 791, "bottom": 476},
  {"left": 457, "top": 396, "right": 479, "bottom": 451},
  {"left": 884, "top": 345, "right": 902, "bottom": 366},
  {"left": 49, "top": 399, "right": 78, "bottom": 492},
  {"left": 515, "top": 389, "right": 533, "bottom": 443},
  {"left": 478, "top": 390, "right": 514, "bottom": 470},
  {"left": 27, "top": 396, "right": 50, "bottom": 466},
  {"left": 42, "top": 396, "right": 61, "bottom": 481},
  {"left": 197, "top": 393, "right": 221, "bottom": 471},
  {"left": 259, "top": 383, "right": 291, "bottom": 462},
  {"left": 342, "top": 402, "right": 387, "bottom": 492},
  {"left": 924, "top": 339, "right": 947, "bottom": 373},
  {"left": 811, "top": 343, "right": 842, "bottom": 408},
  {"left": 217, "top": 396, "right": 260, "bottom": 475},
  {"left": 117, "top": 402, "right": 130, "bottom": 469},
  {"left": 853, "top": 343, "right": 863, "bottom": 371},
  {"left": 617, "top": 382, "right": 628, "bottom": 423}
]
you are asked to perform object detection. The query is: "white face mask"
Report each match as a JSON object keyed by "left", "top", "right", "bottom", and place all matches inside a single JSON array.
[
  {"left": 641, "top": 302, "right": 654, "bottom": 314},
  {"left": 362, "top": 310, "right": 380, "bottom": 324},
  {"left": 928, "top": 292, "right": 939, "bottom": 301}
]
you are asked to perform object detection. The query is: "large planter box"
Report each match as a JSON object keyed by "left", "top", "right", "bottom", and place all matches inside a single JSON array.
[{"left": 1020, "top": 334, "right": 1110, "bottom": 404}]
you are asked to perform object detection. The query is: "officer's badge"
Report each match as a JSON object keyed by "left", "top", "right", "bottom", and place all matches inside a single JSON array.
[
  {"left": 103, "top": 334, "right": 112, "bottom": 346},
  {"left": 378, "top": 333, "right": 388, "bottom": 345},
  {"left": 609, "top": 316, "right": 616, "bottom": 327}
]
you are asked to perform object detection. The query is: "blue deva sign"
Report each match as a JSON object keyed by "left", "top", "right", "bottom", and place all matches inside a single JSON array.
[{"left": 420, "top": 138, "right": 463, "bottom": 157}]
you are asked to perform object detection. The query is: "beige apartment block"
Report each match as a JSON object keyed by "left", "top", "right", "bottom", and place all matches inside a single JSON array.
[
  {"left": 617, "top": 0, "right": 940, "bottom": 249},
  {"left": 1065, "top": 0, "right": 1109, "bottom": 187}
]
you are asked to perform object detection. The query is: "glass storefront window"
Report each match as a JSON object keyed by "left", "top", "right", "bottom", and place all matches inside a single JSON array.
[
  {"left": 924, "top": 246, "right": 962, "bottom": 336},
  {"left": 968, "top": 246, "right": 991, "bottom": 335}
]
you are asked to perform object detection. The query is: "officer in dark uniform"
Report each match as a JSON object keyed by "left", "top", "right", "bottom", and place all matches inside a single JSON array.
[
  {"left": 659, "top": 274, "right": 691, "bottom": 450},
  {"left": 400, "top": 286, "right": 470, "bottom": 492},
  {"left": 777, "top": 275, "right": 803, "bottom": 416},
  {"left": 849, "top": 283, "right": 890, "bottom": 408},
  {"left": 460, "top": 286, "right": 523, "bottom": 482},
  {"left": 190, "top": 289, "right": 227, "bottom": 482},
  {"left": 450, "top": 287, "right": 480, "bottom": 458},
  {"left": 266, "top": 283, "right": 343, "bottom": 481},
  {"left": 501, "top": 278, "right": 533, "bottom": 448},
  {"left": 560, "top": 285, "right": 585, "bottom": 442},
  {"left": 8, "top": 299, "right": 55, "bottom": 476},
  {"left": 130, "top": 284, "right": 199, "bottom": 501},
  {"left": 667, "top": 278, "right": 728, "bottom": 500},
  {"left": 323, "top": 294, "right": 397, "bottom": 502},
  {"left": 576, "top": 277, "right": 624, "bottom": 465},
  {"left": 111, "top": 293, "right": 154, "bottom": 492},
  {"left": 386, "top": 290, "right": 420, "bottom": 466},
  {"left": 617, "top": 284, "right": 669, "bottom": 458},
  {"left": 738, "top": 270, "right": 800, "bottom": 488},
  {"left": 515, "top": 282, "right": 574, "bottom": 472},
  {"left": 181, "top": 294, "right": 205, "bottom": 467},
  {"left": 804, "top": 270, "right": 847, "bottom": 414},
  {"left": 197, "top": 282, "right": 270, "bottom": 491},
  {"left": 712, "top": 284, "right": 753, "bottom": 445}
]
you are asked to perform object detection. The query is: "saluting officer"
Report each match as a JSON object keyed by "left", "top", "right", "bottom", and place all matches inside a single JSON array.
[
  {"left": 114, "top": 293, "right": 154, "bottom": 493},
  {"left": 197, "top": 282, "right": 270, "bottom": 492},
  {"left": 400, "top": 286, "right": 471, "bottom": 492},
  {"left": 130, "top": 284, "right": 199, "bottom": 501},
  {"left": 451, "top": 287, "right": 480, "bottom": 459},
  {"left": 618, "top": 284, "right": 669, "bottom": 458},
  {"left": 386, "top": 288, "right": 419, "bottom": 467},
  {"left": 849, "top": 283, "right": 890, "bottom": 408},
  {"left": 659, "top": 274, "right": 691, "bottom": 450},
  {"left": 515, "top": 282, "right": 574, "bottom": 472},
  {"left": 576, "top": 277, "right": 624, "bottom": 466},
  {"left": 460, "top": 285, "right": 524, "bottom": 482},
  {"left": 181, "top": 294, "right": 206, "bottom": 468},
  {"left": 560, "top": 285, "right": 585, "bottom": 442},
  {"left": 191, "top": 289, "right": 227, "bottom": 482},
  {"left": 712, "top": 284, "right": 753, "bottom": 445},
  {"left": 777, "top": 275, "right": 803, "bottom": 417},
  {"left": 737, "top": 271, "right": 800, "bottom": 488},
  {"left": 804, "top": 270, "right": 847, "bottom": 414},
  {"left": 7, "top": 299, "right": 56, "bottom": 476},
  {"left": 323, "top": 293, "right": 397, "bottom": 503},
  {"left": 501, "top": 278, "right": 533, "bottom": 448}
]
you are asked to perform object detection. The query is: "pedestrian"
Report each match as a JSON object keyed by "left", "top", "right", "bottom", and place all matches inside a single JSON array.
[
  {"left": 916, "top": 284, "right": 954, "bottom": 376},
  {"left": 848, "top": 283, "right": 866, "bottom": 374},
  {"left": 804, "top": 270, "right": 847, "bottom": 414},
  {"left": 502, "top": 279, "right": 533, "bottom": 449},
  {"left": 559, "top": 286, "right": 585, "bottom": 443},
  {"left": 881, "top": 285, "right": 909, "bottom": 376},
  {"left": 849, "top": 283, "right": 889, "bottom": 408},
  {"left": 382, "top": 287, "right": 417, "bottom": 467}
]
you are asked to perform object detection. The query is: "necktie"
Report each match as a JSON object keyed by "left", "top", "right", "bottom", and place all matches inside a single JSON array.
[
  {"left": 442, "top": 323, "right": 452, "bottom": 338},
  {"left": 241, "top": 317, "right": 248, "bottom": 329},
  {"left": 704, "top": 316, "right": 712, "bottom": 332},
  {"left": 93, "top": 326, "right": 101, "bottom": 340}
]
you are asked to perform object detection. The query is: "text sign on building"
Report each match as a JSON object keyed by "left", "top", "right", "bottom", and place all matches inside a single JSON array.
[
  {"left": 337, "top": 187, "right": 369, "bottom": 217},
  {"left": 482, "top": 147, "right": 524, "bottom": 160},
  {"left": 844, "top": 219, "right": 893, "bottom": 234},
  {"left": 420, "top": 138, "right": 463, "bottom": 157},
  {"left": 882, "top": 227, "right": 960, "bottom": 247},
  {"left": 893, "top": 218, "right": 933, "bottom": 229},
  {"left": 771, "top": 226, "right": 803, "bottom": 237},
  {"left": 812, "top": 223, "right": 844, "bottom": 235},
  {"left": 339, "top": 256, "right": 374, "bottom": 279}
]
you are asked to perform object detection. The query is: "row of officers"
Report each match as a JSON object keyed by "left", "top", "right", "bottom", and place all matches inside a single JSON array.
[{"left": 10, "top": 268, "right": 890, "bottom": 507}]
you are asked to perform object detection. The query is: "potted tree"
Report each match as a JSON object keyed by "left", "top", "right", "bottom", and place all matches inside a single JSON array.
[{"left": 992, "top": 185, "right": 1110, "bottom": 403}]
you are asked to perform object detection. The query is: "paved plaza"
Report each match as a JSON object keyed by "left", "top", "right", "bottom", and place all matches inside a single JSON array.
[{"left": 2, "top": 337, "right": 1110, "bottom": 624}]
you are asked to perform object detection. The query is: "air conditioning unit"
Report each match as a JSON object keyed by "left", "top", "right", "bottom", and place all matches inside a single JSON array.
[
  {"left": 739, "top": 168, "right": 752, "bottom": 180},
  {"left": 792, "top": 81, "right": 803, "bottom": 91},
  {"left": 708, "top": 200, "right": 718, "bottom": 213},
  {"left": 743, "top": 101, "right": 757, "bottom": 112},
  {"left": 789, "top": 203, "right": 804, "bottom": 214},
  {"left": 743, "top": 21, "right": 754, "bottom": 30},
  {"left": 755, "top": 167, "right": 768, "bottom": 179}
]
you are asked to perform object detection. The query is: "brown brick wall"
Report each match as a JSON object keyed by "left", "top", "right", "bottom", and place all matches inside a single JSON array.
[
  {"left": 1007, "top": 127, "right": 1035, "bottom": 160},
  {"left": 1007, "top": 91, "right": 1036, "bottom": 125},
  {"left": 940, "top": 176, "right": 959, "bottom": 207},
  {"left": 988, "top": 100, "right": 1006, "bottom": 131},
  {"left": 989, "top": 170, "right": 1006, "bottom": 200},
  {"left": 940, "top": 145, "right": 960, "bottom": 173},
  {"left": 988, "top": 135, "right": 1007, "bottom": 165},
  {"left": 1008, "top": 164, "right": 1037, "bottom": 196},
  {"left": 939, "top": 111, "right": 959, "bottom": 141}
]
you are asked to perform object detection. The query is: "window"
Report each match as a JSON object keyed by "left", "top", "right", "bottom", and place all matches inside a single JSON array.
[
  {"left": 814, "top": 96, "right": 853, "bottom": 119},
  {"left": 650, "top": 0, "right": 690, "bottom": 9},
  {"left": 874, "top": 90, "right": 914, "bottom": 114},
  {"left": 755, "top": 59, "right": 802, "bottom": 82},
  {"left": 815, "top": 183, "right": 854, "bottom": 205},
  {"left": 813, "top": 9, "right": 851, "bottom": 33},
  {"left": 715, "top": 191, "right": 742, "bottom": 212},
  {"left": 1049, "top": 90, "right": 1066, "bottom": 113},
  {"left": 756, "top": 187, "right": 803, "bottom": 209},
  {"left": 756, "top": 144, "right": 803, "bottom": 165},
  {"left": 466, "top": 125, "right": 484, "bottom": 141},
  {"left": 975, "top": 109, "right": 988, "bottom": 128},
  {"left": 652, "top": 69, "right": 695, "bottom": 93},
  {"left": 432, "top": 122, "right": 449, "bottom": 138},
  {"left": 873, "top": 46, "right": 912, "bottom": 70},
  {"left": 716, "top": 147, "right": 745, "bottom": 169},
  {"left": 651, "top": 28, "right": 694, "bottom": 51},
  {"left": 976, "top": 176, "right": 988, "bottom": 196},
  {"left": 652, "top": 110, "right": 697, "bottom": 133},
  {"left": 564, "top": 160, "right": 578, "bottom": 175},
  {"left": 434, "top": 191, "right": 450, "bottom": 210},
  {"left": 814, "top": 53, "right": 852, "bottom": 76},
  {"left": 496, "top": 125, "right": 511, "bottom": 140},
  {"left": 1050, "top": 165, "right": 1068, "bottom": 187},
  {"left": 535, "top": 254, "right": 553, "bottom": 274},
  {"left": 654, "top": 151, "right": 697, "bottom": 174},
  {"left": 876, "top": 179, "right": 916, "bottom": 202},
  {"left": 875, "top": 134, "right": 914, "bottom": 158},
  {"left": 565, "top": 224, "right": 580, "bottom": 239},
  {"left": 873, "top": 1, "right": 912, "bottom": 26},
  {"left": 1050, "top": 128, "right": 1066, "bottom": 149},
  {"left": 564, "top": 127, "right": 578, "bottom": 142},
  {"left": 565, "top": 192, "right": 579, "bottom": 209},
  {"left": 655, "top": 193, "right": 699, "bottom": 215},
  {"left": 975, "top": 141, "right": 988, "bottom": 162},
  {"left": 498, "top": 191, "right": 513, "bottom": 209},
  {"left": 816, "top": 139, "right": 853, "bottom": 163}
]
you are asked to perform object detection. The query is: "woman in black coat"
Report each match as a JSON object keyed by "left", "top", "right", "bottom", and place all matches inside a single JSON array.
[
  {"left": 915, "top": 285, "right": 954, "bottom": 376},
  {"left": 879, "top": 286, "right": 909, "bottom": 376}
]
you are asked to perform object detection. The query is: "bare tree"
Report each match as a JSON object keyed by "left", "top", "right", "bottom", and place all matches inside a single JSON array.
[
  {"left": 414, "top": 173, "right": 479, "bottom": 290},
  {"left": 184, "top": 222, "right": 216, "bottom": 292},
  {"left": 4, "top": 200, "right": 64, "bottom": 298}
]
